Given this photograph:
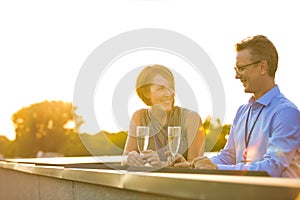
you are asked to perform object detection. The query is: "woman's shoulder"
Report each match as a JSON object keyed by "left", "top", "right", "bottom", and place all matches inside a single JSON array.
[
  {"left": 132, "top": 108, "right": 148, "bottom": 116},
  {"left": 131, "top": 108, "right": 148, "bottom": 122},
  {"left": 186, "top": 110, "right": 201, "bottom": 123},
  {"left": 174, "top": 106, "right": 200, "bottom": 119}
]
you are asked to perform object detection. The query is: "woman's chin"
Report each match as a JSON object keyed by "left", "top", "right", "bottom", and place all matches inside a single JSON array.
[
  {"left": 163, "top": 105, "right": 173, "bottom": 112},
  {"left": 152, "top": 104, "right": 172, "bottom": 112}
]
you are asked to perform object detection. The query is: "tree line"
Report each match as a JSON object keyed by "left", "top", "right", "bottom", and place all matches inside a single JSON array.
[{"left": 0, "top": 100, "right": 230, "bottom": 158}]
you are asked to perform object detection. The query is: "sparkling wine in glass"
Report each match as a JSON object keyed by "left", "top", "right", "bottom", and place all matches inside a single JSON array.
[
  {"left": 168, "top": 126, "right": 181, "bottom": 157},
  {"left": 136, "top": 126, "right": 150, "bottom": 155}
]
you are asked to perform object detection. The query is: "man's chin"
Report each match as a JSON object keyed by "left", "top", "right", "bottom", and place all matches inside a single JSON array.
[{"left": 244, "top": 88, "right": 252, "bottom": 94}]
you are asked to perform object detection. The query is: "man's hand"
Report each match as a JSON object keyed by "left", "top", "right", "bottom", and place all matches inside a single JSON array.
[{"left": 192, "top": 157, "right": 218, "bottom": 169}]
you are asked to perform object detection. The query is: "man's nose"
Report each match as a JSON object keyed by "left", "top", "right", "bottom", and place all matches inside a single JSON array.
[{"left": 235, "top": 71, "right": 241, "bottom": 79}]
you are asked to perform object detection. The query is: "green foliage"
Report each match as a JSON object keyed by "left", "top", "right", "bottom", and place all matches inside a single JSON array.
[
  {"left": 58, "top": 132, "right": 91, "bottom": 156},
  {"left": 10, "top": 100, "right": 82, "bottom": 157},
  {"left": 0, "top": 136, "right": 10, "bottom": 157},
  {"left": 0, "top": 100, "right": 230, "bottom": 158},
  {"left": 102, "top": 131, "right": 128, "bottom": 150},
  {"left": 78, "top": 131, "right": 127, "bottom": 156},
  {"left": 203, "top": 116, "right": 231, "bottom": 152}
]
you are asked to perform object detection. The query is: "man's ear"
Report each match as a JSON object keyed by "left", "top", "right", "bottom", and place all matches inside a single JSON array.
[{"left": 260, "top": 60, "right": 268, "bottom": 75}]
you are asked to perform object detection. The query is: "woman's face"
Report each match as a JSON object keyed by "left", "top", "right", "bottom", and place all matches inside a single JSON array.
[{"left": 148, "top": 74, "right": 174, "bottom": 111}]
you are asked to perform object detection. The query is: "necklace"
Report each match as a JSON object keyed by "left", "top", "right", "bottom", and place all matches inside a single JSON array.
[
  {"left": 242, "top": 105, "right": 265, "bottom": 162},
  {"left": 150, "top": 110, "right": 171, "bottom": 161}
]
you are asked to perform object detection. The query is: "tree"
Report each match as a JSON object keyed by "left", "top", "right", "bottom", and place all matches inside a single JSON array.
[
  {"left": 58, "top": 132, "right": 91, "bottom": 156},
  {"left": 11, "top": 100, "right": 83, "bottom": 157},
  {"left": 102, "top": 131, "right": 127, "bottom": 150},
  {"left": 0, "top": 136, "right": 10, "bottom": 157},
  {"left": 203, "top": 116, "right": 231, "bottom": 152},
  {"left": 78, "top": 131, "right": 127, "bottom": 156}
]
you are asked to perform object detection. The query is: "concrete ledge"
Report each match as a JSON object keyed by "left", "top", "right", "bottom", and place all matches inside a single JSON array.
[
  {"left": 0, "top": 168, "right": 181, "bottom": 200},
  {"left": 0, "top": 158, "right": 300, "bottom": 200}
]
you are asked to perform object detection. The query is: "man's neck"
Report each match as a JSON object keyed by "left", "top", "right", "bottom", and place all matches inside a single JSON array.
[{"left": 254, "top": 82, "right": 276, "bottom": 100}]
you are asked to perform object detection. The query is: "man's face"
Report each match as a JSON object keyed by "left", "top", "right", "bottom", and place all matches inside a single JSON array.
[{"left": 235, "top": 49, "right": 262, "bottom": 95}]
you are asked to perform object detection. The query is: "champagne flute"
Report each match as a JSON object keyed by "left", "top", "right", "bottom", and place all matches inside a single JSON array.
[
  {"left": 168, "top": 126, "right": 181, "bottom": 159},
  {"left": 136, "top": 126, "right": 150, "bottom": 155}
]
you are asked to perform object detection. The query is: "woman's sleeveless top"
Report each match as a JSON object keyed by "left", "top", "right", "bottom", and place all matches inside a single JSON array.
[{"left": 139, "top": 106, "right": 189, "bottom": 161}]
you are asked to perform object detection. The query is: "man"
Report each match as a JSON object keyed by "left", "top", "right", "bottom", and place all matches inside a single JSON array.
[{"left": 174, "top": 35, "right": 300, "bottom": 177}]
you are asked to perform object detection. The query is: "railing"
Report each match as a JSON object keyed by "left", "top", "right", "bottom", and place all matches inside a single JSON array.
[{"left": 0, "top": 156, "right": 299, "bottom": 200}]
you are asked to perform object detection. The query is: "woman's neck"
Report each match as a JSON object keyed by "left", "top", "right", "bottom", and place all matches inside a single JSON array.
[{"left": 150, "top": 105, "right": 172, "bottom": 126}]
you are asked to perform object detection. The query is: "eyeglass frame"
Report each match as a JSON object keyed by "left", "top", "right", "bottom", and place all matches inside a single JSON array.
[{"left": 234, "top": 60, "right": 262, "bottom": 74}]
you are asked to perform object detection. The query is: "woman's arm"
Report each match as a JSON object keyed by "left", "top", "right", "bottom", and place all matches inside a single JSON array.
[
  {"left": 185, "top": 111, "right": 205, "bottom": 162},
  {"left": 123, "top": 110, "right": 142, "bottom": 155},
  {"left": 122, "top": 110, "right": 146, "bottom": 166}
]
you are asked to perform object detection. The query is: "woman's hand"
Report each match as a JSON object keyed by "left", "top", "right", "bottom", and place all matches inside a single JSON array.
[
  {"left": 165, "top": 152, "right": 192, "bottom": 168},
  {"left": 142, "top": 150, "right": 162, "bottom": 166},
  {"left": 126, "top": 151, "right": 144, "bottom": 166}
]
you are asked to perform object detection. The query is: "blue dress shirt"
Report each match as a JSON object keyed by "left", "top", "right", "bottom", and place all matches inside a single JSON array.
[{"left": 211, "top": 85, "right": 300, "bottom": 177}]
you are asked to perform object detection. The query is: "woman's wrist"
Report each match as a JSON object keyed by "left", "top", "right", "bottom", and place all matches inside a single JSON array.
[
  {"left": 161, "top": 161, "right": 169, "bottom": 167},
  {"left": 188, "top": 162, "right": 193, "bottom": 168}
]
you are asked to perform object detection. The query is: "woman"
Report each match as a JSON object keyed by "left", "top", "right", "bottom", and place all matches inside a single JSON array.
[{"left": 123, "top": 64, "right": 205, "bottom": 166}]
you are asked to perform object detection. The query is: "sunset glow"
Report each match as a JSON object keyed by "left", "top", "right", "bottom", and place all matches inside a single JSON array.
[{"left": 1, "top": 1, "right": 299, "bottom": 142}]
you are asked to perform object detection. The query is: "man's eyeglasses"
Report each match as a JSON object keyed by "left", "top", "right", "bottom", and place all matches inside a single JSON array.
[{"left": 234, "top": 60, "right": 261, "bottom": 74}]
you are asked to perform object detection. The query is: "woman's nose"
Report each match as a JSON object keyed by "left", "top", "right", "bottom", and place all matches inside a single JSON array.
[{"left": 164, "top": 88, "right": 173, "bottom": 96}]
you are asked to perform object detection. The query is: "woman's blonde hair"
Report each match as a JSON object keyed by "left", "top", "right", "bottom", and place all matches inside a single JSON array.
[{"left": 136, "top": 64, "right": 175, "bottom": 106}]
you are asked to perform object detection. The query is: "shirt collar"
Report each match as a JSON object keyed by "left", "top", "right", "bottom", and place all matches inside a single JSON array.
[{"left": 249, "top": 85, "right": 280, "bottom": 107}]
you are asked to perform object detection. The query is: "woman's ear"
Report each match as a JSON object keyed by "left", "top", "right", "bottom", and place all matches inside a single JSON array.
[{"left": 142, "top": 86, "right": 151, "bottom": 99}]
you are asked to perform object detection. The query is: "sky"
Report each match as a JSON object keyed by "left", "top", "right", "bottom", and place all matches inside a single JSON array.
[{"left": 1, "top": 0, "right": 299, "bottom": 140}]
